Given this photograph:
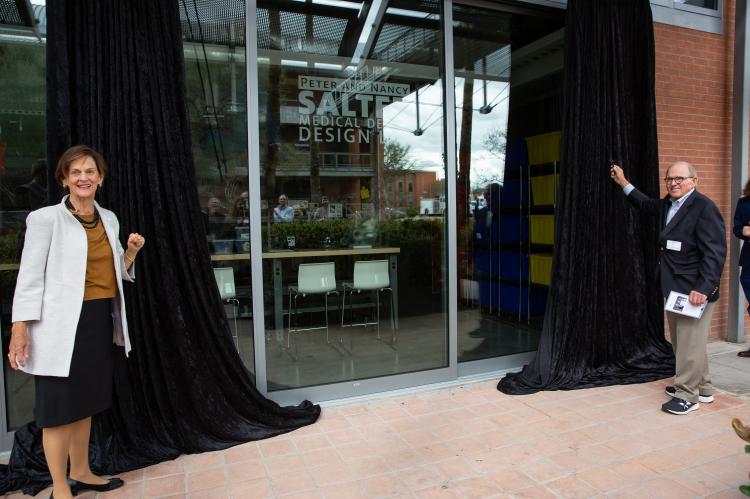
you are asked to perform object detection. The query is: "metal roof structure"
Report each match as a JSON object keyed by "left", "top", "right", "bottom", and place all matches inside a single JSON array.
[
  {"left": 0, "top": 0, "right": 559, "bottom": 77},
  {"left": 180, "top": 0, "right": 246, "bottom": 47},
  {"left": 0, "top": 0, "right": 43, "bottom": 40},
  {"left": 179, "top": 0, "right": 447, "bottom": 67}
]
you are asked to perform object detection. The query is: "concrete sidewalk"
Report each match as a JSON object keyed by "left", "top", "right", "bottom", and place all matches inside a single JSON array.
[
  {"left": 708, "top": 340, "right": 750, "bottom": 400},
  {"left": 6, "top": 341, "right": 750, "bottom": 499}
]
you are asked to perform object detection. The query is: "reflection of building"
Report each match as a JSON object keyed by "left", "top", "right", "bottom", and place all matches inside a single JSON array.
[
  {"left": 261, "top": 68, "right": 430, "bottom": 219},
  {"left": 385, "top": 170, "right": 440, "bottom": 209}
]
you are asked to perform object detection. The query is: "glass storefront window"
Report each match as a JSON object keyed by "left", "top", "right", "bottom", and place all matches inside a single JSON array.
[
  {"left": 453, "top": 4, "right": 564, "bottom": 363},
  {"left": 180, "top": 3, "right": 254, "bottom": 374},
  {"left": 257, "top": 0, "right": 448, "bottom": 391},
  {"left": 0, "top": 1, "right": 573, "bottom": 434},
  {"left": 0, "top": 36, "right": 46, "bottom": 430}
]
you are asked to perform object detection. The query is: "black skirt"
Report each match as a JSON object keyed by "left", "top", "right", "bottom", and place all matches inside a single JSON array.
[{"left": 35, "top": 298, "right": 114, "bottom": 428}]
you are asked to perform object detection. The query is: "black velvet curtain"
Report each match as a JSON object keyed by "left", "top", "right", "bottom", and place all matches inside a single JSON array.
[
  {"left": 0, "top": 1, "right": 319, "bottom": 494},
  {"left": 499, "top": 0, "right": 675, "bottom": 394}
]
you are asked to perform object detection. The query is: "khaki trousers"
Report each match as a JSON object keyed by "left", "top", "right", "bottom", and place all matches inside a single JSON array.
[{"left": 666, "top": 301, "right": 714, "bottom": 404}]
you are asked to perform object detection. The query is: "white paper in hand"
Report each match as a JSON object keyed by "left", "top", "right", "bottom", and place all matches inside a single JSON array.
[{"left": 664, "top": 291, "right": 706, "bottom": 319}]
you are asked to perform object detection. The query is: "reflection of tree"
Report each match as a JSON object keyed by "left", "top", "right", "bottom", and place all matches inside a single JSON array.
[
  {"left": 457, "top": 78, "right": 474, "bottom": 285},
  {"left": 457, "top": 77, "right": 474, "bottom": 232},
  {"left": 483, "top": 128, "right": 507, "bottom": 159},
  {"left": 470, "top": 127, "right": 507, "bottom": 191},
  {"left": 471, "top": 170, "right": 503, "bottom": 192},
  {"left": 383, "top": 139, "right": 417, "bottom": 175},
  {"left": 432, "top": 179, "right": 445, "bottom": 198},
  {"left": 306, "top": 4, "right": 321, "bottom": 204},
  {"left": 263, "top": 9, "right": 281, "bottom": 215},
  {"left": 309, "top": 140, "right": 321, "bottom": 204}
]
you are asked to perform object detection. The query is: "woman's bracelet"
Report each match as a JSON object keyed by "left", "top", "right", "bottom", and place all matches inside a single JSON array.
[{"left": 125, "top": 251, "right": 136, "bottom": 263}]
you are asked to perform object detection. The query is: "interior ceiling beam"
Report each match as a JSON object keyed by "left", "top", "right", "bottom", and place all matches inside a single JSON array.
[
  {"left": 338, "top": 1, "right": 371, "bottom": 57},
  {"left": 453, "top": 0, "right": 563, "bottom": 21},
  {"left": 381, "top": 12, "right": 437, "bottom": 30},
  {"left": 351, "top": 0, "right": 389, "bottom": 65},
  {"left": 257, "top": 0, "right": 359, "bottom": 21}
]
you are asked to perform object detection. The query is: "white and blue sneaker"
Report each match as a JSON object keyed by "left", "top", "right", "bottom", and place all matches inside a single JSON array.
[
  {"left": 662, "top": 397, "right": 699, "bottom": 415},
  {"left": 665, "top": 385, "right": 714, "bottom": 403}
]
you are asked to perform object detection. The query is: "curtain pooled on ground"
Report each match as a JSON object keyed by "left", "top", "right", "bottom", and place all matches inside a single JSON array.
[
  {"left": 0, "top": 1, "right": 319, "bottom": 494},
  {"left": 499, "top": 0, "right": 675, "bottom": 394}
]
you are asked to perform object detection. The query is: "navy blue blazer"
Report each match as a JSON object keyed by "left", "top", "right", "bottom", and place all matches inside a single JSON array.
[
  {"left": 732, "top": 196, "right": 750, "bottom": 267},
  {"left": 627, "top": 188, "right": 726, "bottom": 302}
]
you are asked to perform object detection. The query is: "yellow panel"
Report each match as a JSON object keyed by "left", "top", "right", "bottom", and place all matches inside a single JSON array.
[
  {"left": 525, "top": 131, "right": 561, "bottom": 165},
  {"left": 530, "top": 174, "right": 558, "bottom": 206},
  {"left": 530, "top": 215, "right": 554, "bottom": 245},
  {"left": 530, "top": 253, "right": 553, "bottom": 286}
]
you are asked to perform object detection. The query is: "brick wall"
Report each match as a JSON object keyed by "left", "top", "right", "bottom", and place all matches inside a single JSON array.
[
  {"left": 652, "top": 0, "right": 738, "bottom": 340},
  {"left": 413, "top": 171, "right": 438, "bottom": 199}
]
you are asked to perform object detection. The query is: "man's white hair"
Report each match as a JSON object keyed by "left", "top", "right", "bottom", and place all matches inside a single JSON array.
[{"left": 669, "top": 161, "right": 698, "bottom": 178}]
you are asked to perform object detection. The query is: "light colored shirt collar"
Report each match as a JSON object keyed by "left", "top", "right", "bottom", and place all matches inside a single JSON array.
[{"left": 670, "top": 187, "right": 695, "bottom": 207}]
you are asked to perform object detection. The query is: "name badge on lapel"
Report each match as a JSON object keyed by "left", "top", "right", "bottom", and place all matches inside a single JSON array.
[{"left": 666, "top": 240, "right": 682, "bottom": 251}]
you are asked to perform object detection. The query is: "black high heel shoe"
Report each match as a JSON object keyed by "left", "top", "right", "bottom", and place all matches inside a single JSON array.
[{"left": 67, "top": 477, "right": 124, "bottom": 494}]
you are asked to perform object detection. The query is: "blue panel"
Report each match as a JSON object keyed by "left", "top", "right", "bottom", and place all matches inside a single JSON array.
[
  {"left": 505, "top": 138, "right": 529, "bottom": 168},
  {"left": 498, "top": 283, "right": 522, "bottom": 314},
  {"left": 499, "top": 215, "right": 529, "bottom": 243},
  {"left": 499, "top": 178, "right": 529, "bottom": 209},
  {"left": 529, "top": 286, "right": 548, "bottom": 316},
  {"left": 499, "top": 283, "right": 548, "bottom": 316},
  {"left": 478, "top": 279, "right": 498, "bottom": 308},
  {"left": 474, "top": 249, "right": 493, "bottom": 276},
  {"left": 499, "top": 251, "right": 528, "bottom": 281}
]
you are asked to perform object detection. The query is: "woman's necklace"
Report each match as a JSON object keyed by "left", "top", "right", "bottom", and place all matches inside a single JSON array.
[{"left": 65, "top": 198, "right": 100, "bottom": 229}]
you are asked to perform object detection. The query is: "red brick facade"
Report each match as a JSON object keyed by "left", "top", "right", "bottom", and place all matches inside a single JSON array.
[
  {"left": 386, "top": 171, "right": 440, "bottom": 209},
  {"left": 653, "top": 0, "right": 740, "bottom": 340}
]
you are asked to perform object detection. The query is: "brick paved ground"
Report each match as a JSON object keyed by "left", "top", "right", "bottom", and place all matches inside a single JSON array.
[{"left": 7, "top": 377, "right": 750, "bottom": 499}]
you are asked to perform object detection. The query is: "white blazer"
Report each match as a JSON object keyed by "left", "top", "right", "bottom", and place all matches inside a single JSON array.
[{"left": 11, "top": 196, "right": 135, "bottom": 377}]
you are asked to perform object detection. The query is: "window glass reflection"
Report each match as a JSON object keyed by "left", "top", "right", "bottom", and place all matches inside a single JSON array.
[
  {"left": 0, "top": 37, "right": 46, "bottom": 430},
  {"left": 180, "top": 2, "right": 255, "bottom": 374},
  {"left": 258, "top": 0, "right": 448, "bottom": 391},
  {"left": 453, "top": 4, "right": 564, "bottom": 363}
]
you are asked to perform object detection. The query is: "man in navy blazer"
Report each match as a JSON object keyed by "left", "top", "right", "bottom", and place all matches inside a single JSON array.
[{"left": 611, "top": 161, "right": 726, "bottom": 415}]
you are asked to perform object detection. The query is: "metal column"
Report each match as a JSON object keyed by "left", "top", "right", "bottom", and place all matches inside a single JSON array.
[
  {"left": 443, "top": 0, "right": 459, "bottom": 377},
  {"left": 246, "top": 0, "right": 270, "bottom": 392},
  {"left": 728, "top": 0, "right": 750, "bottom": 344}
]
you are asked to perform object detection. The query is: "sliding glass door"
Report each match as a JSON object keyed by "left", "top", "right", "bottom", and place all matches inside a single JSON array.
[
  {"left": 244, "top": 0, "right": 566, "bottom": 402},
  {"left": 251, "top": 0, "right": 450, "bottom": 400},
  {"left": 452, "top": 2, "right": 564, "bottom": 369}
]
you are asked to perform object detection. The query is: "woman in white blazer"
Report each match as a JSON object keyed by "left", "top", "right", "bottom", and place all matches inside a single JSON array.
[{"left": 8, "top": 145, "right": 145, "bottom": 499}]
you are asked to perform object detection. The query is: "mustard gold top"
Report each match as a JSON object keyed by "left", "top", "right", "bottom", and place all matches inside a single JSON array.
[{"left": 80, "top": 214, "right": 117, "bottom": 301}]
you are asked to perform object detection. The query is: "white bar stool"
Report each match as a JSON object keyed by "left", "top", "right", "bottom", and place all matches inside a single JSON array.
[
  {"left": 340, "top": 259, "right": 396, "bottom": 344},
  {"left": 287, "top": 262, "right": 339, "bottom": 359}
]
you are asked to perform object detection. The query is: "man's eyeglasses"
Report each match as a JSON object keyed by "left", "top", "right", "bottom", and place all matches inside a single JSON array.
[{"left": 664, "top": 176, "right": 694, "bottom": 185}]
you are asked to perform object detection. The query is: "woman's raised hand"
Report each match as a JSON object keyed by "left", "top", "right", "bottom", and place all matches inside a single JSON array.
[{"left": 127, "top": 233, "right": 145, "bottom": 254}]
